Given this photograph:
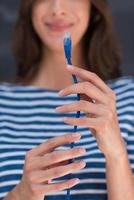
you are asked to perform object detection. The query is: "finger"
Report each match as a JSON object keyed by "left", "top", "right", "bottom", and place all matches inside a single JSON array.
[
  {"left": 63, "top": 116, "right": 100, "bottom": 128},
  {"left": 56, "top": 100, "right": 104, "bottom": 116},
  {"left": 27, "top": 133, "right": 81, "bottom": 157},
  {"left": 47, "top": 178, "right": 80, "bottom": 191},
  {"left": 59, "top": 82, "right": 108, "bottom": 105},
  {"left": 80, "top": 93, "right": 93, "bottom": 103},
  {"left": 30, "top": 160, "right": 86, "bottom": 183},
  {"left": 31, "top": 178, "right": 80, "bottom": 195},
  {"left": 27, "top": 147, "right": 86, "bottom": 170},
  {"left": 46, "top": 160, "right": 69, "bottom": 169},
  {"left": 66, "top": 65, "right": 112, "bottom": 94}
]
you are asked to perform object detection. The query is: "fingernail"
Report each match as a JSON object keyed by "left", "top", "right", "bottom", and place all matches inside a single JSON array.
[
  {"left": 73, "top": 178, "right": 80, "bottom": 184},
  {"left": 80, "top": 160, "right": 86, "bottom": 167},
  {"left": 79, "top": 148, "right": 86, "bottom": 154},
  {"left": 55, "top": 107, "right": 61, "bottom": 112},
  {"left": 72, "top": 133, "right": 81, "bottom": 138},
  {"left": 67, "top": 65, "right": 74, "bottom": 69},
  {"left": 58, "top": 90, "right": 64, "bottom": 96}
]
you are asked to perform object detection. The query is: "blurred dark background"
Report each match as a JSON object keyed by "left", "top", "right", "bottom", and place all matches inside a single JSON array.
[{"left": 0, "top": 0, "right": 134, "bottom": 82}]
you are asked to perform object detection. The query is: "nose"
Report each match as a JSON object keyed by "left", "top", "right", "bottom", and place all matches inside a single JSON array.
[{"left": 51, "top": 0, "right": 66, "bottom": 17}]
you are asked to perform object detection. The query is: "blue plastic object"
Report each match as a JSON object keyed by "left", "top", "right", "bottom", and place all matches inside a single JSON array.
[{"left": 63, "top": 32, "right": 81, "bottom": 200}]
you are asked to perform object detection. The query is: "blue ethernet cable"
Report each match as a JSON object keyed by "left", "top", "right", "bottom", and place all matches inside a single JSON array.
[{"left": 64, "top": 32, "right": 81, "bottom": 200}]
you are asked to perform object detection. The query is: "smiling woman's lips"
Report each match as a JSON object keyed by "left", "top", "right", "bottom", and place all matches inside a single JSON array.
[{"left": 46, "top": 23, "right": 74, "bottom": 32}]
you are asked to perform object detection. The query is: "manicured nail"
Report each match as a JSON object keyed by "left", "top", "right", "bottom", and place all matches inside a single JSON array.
[
  {"left": 58, "top": 90, "right": 64, "bottom": 96},
  {"left": 72, "top": 178, "right": 80, "bottom": 184},
  {"left": 55, "top": 107, "right": 61, "bottom": 112},
  {"left": 67, "top": 65, "right": 74, "bottom": 69},
  {"left": 72, "top": 133, "right": 81, "bottom": 138}
]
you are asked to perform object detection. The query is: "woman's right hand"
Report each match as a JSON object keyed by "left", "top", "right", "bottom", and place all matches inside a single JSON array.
[{"left": 16, "top": 133, "right": 86, "bottom": 200}]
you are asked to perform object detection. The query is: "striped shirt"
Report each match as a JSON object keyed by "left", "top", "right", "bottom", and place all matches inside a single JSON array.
[{"left": 0, "top": 76, "right": 134, "bottom": 200}]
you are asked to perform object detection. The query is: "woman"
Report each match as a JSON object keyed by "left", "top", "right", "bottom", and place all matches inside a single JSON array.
[{"left": 0, "top": 0, "right": 134, "bottom": 200}]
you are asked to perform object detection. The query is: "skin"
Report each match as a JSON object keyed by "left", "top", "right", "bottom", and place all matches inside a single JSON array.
[
  {"left": 31, "top": 0, "right": 91, "bottom": 89},
  {"left": 32, "top": 0, "right": 126, "bottom": 159},
  {"left": 32, "top": 0, "right": 90, "bottom": 52},
  {"left": 4, "top": 1, "right": 134, "bottom": 200},
  {"left": 5, "top": 134, "right": 87, "bottom": 200},
  {"left": 56, "top": 65, "right": 127, "bottom": 159}
]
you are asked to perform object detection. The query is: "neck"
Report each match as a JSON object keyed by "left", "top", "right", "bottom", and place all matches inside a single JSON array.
[{"left": 30, "top": 43, "right": 85, "bottom": 90}]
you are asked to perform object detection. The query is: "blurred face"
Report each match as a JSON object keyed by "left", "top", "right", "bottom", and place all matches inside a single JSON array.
[{"left": 32, "top": 0, "right": 91, "bottom": 52}]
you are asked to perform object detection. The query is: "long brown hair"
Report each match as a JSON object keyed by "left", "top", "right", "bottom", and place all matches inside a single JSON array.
[{"left": 13, "top": 0, "right": 122, "bottom": 84}]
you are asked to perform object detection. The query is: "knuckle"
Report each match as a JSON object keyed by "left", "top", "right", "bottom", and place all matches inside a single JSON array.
[
  {"left": 84, "top": 82, "right": 90, "bottom": 90},
  {"left": 72, "top": 148, "right": 78, "bottom": 156},
  {"left": 91, "top": 72, "right": 98, "bottom": 80},
  {"left": 104, "top": 109, "right": 113, "bottom": 120},
  {"left": 28, "top": 172, "right": 36, "bottom": 183},
  {"left": 107, "top": 111, "right": 113, "bottom": 120},
  {"left": 53, "top": 168, "right": 60, "bottom": 177},
  {"left": 108, "top": 91, "right": 116, "bottom": 103},
  {"left": 106, "top": 97, "right": 111, "bottom": 105},
  {"left": 104, "top": 107, "right": 114, "bottom": 119},
  {"left": 24, "top": 162, "right": 31, "bottom": 173},
  {"left": 50, "top": 152, "right": 57, "bottom": 161},
  {"left": 64, "top": 133, "right": 72, "bottom": 141},
  {"left": 111, "top": 91, "right": 116, "bottom": 100},
  {"left": 73, "top": 148, "right": 82, "bottom": 155},
  {"left": 80, "top": 100, "right": 87, "bottom": 107},
  {"left": 24, "top": 155, "right": 32, "bottom": 171},
  {"left": 102, "top": 106, "right": 109, "bottom": 115},
  {"left": 25, "top": 151, "right": 31, "bottom": 160},
  {"left": 106, "top": 98, "right": 115, "bottom": 109},
  {"left": 47, "top": 139, "right": 56, "bottom": 147},
  {"left": 95, "top": 121, "right": 104, "bottom": 132}
]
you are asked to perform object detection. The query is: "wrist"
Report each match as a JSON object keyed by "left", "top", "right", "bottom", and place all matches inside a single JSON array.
[
  {"left": 4, "top": 184, "right": 21, "bottom": 200},
  {"left": 15, "top": 181, "right": 45, "bottom": 200},
  {"left": 105, "top": 150, "right": 128, "bottom": 164},
  {"left": 105, "top": 136, "right": 128, "bottom": 162},
  {"left": 10, "top": 182, "right": 30, "bottom": 200},
  {"left": 13, "top": 183, "right": 22, "bottom": 200}
]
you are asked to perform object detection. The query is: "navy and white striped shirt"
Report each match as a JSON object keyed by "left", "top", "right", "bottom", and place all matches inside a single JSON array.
[{"left": 0, "top": 76, "right": 134, "bottom": 200}]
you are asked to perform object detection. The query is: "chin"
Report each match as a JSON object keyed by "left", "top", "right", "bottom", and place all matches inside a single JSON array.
[
  {"left": 43, "top": 42, "right": 65, "bottom": 53},
  {"left": 42, "top": 36, "right": 66, "bottom": 52}
]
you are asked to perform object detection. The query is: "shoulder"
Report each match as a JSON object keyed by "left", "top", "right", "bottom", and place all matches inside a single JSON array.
[
  {"left": 106, "top": 76, "right": 134, "bottom": 97},
  {"left": 0, "top": 82, "right": 24, "bottom": 104},
  {"left": 107, "top": 76, "right": 134, "bottom": 128},
  {"left": 0, "top": 82, "right": 41, "bottom": 100},
  {"left": 0, "top": 82, "right": 15, "bottom": 89},
  {"left": 106, "top": 76, "right": 134, "bottom": 89},
  {"left": 0, "top": 82, "right": 24, "bottom": 95},
  {"left": 0, "top": 82, "right": 41, "bottom": 94},
  {"left": 0, "top": 82, "right": 15, "bottom": 94},
  {"left": 107, "top": 76, "right": 134, "bottom": 119},
  {"left": 107, "top": 76, "right": 134, "bottom": 138},
  {"left": 0, "top": 82, "right": 58, "bottom": 104}
]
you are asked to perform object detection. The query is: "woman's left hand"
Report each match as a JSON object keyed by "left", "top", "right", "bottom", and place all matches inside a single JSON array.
[{"left": 55, "top": 65, "right": 127, "bottom": 160}]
